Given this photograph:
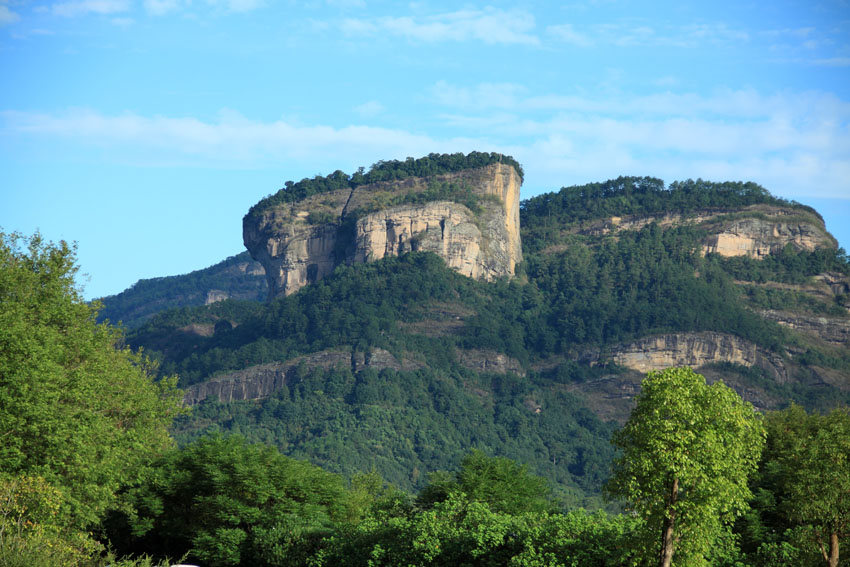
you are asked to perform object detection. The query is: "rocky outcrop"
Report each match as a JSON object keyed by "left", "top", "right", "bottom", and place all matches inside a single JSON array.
[
  {"left": 582, "top": 332, "right": 788, "bottom": 383},
  {"left": 244, "top": 163, "right": 522, "bottom": 298},
  {"left": 183, "top": 348, "right": 422, "bottom": 405},
  {"left": 575, "top": 205, "right": 835, "bottom": 259},
  {"left": 457, "top": 349, "right": 525, "bottom": 376},
  {"left": 702, "top": 216, "right": 831, "bottom": 258},
  {"left": 759, "top": 310, "right": 850, "bottom": 346}
]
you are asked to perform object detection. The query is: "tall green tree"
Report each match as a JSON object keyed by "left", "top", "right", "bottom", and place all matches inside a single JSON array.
[
  {"left": 606, "top": 367, "right": 765, "bottom": 567},
  {"left": 0, "top": 231, "right": 183, "bottom": 533},
  {"left": 762, "top": 405, "right": 850, "bottom": 567}
]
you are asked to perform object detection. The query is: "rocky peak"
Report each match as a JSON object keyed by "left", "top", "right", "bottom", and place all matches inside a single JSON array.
[{"left": 243, "top": 162, "right": 523, "bottom": 298}]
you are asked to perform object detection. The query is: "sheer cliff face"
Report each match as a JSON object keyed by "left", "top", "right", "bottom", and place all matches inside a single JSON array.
[{"left": 243, "top": 163, "right": 522, "bottom": 298}]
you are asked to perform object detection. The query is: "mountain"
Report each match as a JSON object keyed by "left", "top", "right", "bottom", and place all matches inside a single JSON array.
[
  {"left": 97, "top": 251, "right": 266, "bottom": 329},
  {"left": 244, "top": 159, "right": 522, "bottom": 298},
  {"left": 113, "top": 154, "right": 850, "bottom": 504}
]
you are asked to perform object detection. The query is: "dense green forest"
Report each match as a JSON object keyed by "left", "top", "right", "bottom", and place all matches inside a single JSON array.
[{"left": 3, "top": 240, "right": 847, "bottom": 567}]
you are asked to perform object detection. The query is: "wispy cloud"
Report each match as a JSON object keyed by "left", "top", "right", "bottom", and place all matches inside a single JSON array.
[
  {"left": 341, "top": 8, "right": 539, "bottom": 46},
  {"left": 2, "top": 85, "right": 849, "bottom": 201},
  {"left": 143, "top": 0, "right": 182, "bottom": 16},
  {"left": 50, "top": 0, "right": 131, "bottom": 17},
  {"left": 547, "top": 20, "right": 748, "bottom": 48},
  {"left": 812, "top": 57, "right": 850, "bottom": 67},
  {"left": 354, "top": 100, "right": 385, "bottom": 118},
  {"left": 428, "top": 82, "right": 850, "bottom": 199},
  {"left": 0, "top": 4, "right": 20, "bottom": 25},
  {"left": 548, "top": 23, "right": 593, "bottom": 47},
  {"left": 430, "top": 81, "right": 528, "bottom": 109},
  {"left": 204, "top": 0, "right": 265, "bottom": 13},
  {"left": 0, "top": 108, "right": 478, "bottom": 169}
]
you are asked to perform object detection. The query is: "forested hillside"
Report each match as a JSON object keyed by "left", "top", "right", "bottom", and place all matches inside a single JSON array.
[
  {"left": 119, "top": 161, "right": 850, "bottom": 508},
  {"left": 5, "top": 157, "right": 850, "bottom": 567},
  {"left": 97, "top": 251, "right": 266, "bottom": 329}
]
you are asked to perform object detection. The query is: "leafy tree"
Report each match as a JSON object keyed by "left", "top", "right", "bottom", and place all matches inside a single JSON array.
[
  {"left": 759, "top": 406, "right": 850, "bottom": 567},
  {"left": 109, "top": 433, "right": 349, "bottom": 567},
  {"left": 417, "top": 449, "right": 553, "bottom": 515},
  {"left": 0, "top": 231, "right": 183, "bottom": 535},
  {"left": 606, "top": 367, "right": 765, "bottom": 567}
]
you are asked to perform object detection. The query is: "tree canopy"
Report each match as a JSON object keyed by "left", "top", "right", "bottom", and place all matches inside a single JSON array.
[
  {"left": 245, "top": 151, "right": 523, "bottom": 219},
  {"left": 0, "top": 231, "right": 183, "bottom": 532},
  {"left": 755, "top": 406, "right": 850, "bottom": 567},
  {"left": 607, "top": 367, "right": 766, "bottom": 567}
]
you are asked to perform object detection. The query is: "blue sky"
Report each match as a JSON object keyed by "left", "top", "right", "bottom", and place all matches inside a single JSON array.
[{"left": 1, "top": 0, "right": 849, "bottom": 300}]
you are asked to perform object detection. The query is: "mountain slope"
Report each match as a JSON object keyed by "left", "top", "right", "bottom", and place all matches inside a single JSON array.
[
  {"left": 117, "top": 159, "right": 850, "bottom": 503},
  {"left": 97, "top": 251, "right": 266, "bottom": 329}
]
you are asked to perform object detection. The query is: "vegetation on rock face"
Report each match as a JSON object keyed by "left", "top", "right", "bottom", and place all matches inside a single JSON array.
[
  {"left": 351, "top": 180, "right": 501, "bottom": 217},
  {"left": 245, "top": 151, "right": 523, "bottom": 219},
  {"left": 520, "top": 176, "right": 818, "bottom": 253}
]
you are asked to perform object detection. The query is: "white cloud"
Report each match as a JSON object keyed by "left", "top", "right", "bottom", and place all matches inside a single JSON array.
[
  {"left": 0, "top": 4, "right": 20, "bottom": 25},
  {"left": 51, "top": 0, "right": 131, "bottom": 17},
  {"left": 341, "top": 8, "right": 539, "bottom": 46},
  {"left": 548, "top": 21, "right": 748, "bottom": 49},
  {"left": 2, "top": 85, "right": 848, "bottom": 202},
  {"left": 431, "top": 81, "right": 528, "bottom": 109},
  {"left": 426, "top": 83, "right": 850, "bottom": 200},
  {"left": 812, "top": 57, "right": 850, "bottom": 67},
  {"left": 354, "top": 100, "right": 385, "bottom": 118},
  {"left": 144, "top": 0, "right": 183, "bottom": 16},
  {"left": 548, "top": 24, "right": 593, "bottom": 47},
  {"left": 0, "top": 108, "right": 481, "bottom": 170},
  {"left": 205, "top": 0, "right": 265, "bottom": 13}
]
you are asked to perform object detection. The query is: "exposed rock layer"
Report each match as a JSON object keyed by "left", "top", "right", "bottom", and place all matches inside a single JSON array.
[
  {"left": 582, "top": 331, "right": 788, "bottom": 383},
  {"left": 576, "top": 205, "right": 834, "bottom": 258},
  {"left": 243, "top": 163, "right": 522, "bottom": 298},
  {"left": 184, "top": 348, "right": 422, "bottom": 405},
  {"left": 759, "top": 310, "right": 850, "bottom": 346}
]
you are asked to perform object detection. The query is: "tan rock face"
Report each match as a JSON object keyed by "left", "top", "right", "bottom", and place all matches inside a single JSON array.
[
  {"left": 702, "top": 217, "right": 830, "bottom": 258},
  {"left": 183, "top": 347, "right": 422, "bottom": 405},
  {"left": 589, "top": 331, "right": 788, "bottom": 383},
  {"left": 575, "top": 205, "right": 834, "bottom": 259},
  {"left": 244, "top": 163, "right": 523, "bottom": 298}
]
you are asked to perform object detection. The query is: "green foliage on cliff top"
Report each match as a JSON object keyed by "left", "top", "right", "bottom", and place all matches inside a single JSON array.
[
  {"left": 520, "top": 176, "right": 822, "bottom": 253},
  {"left": 245, "top": 151, "right": 523, "bottom": 219}
]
